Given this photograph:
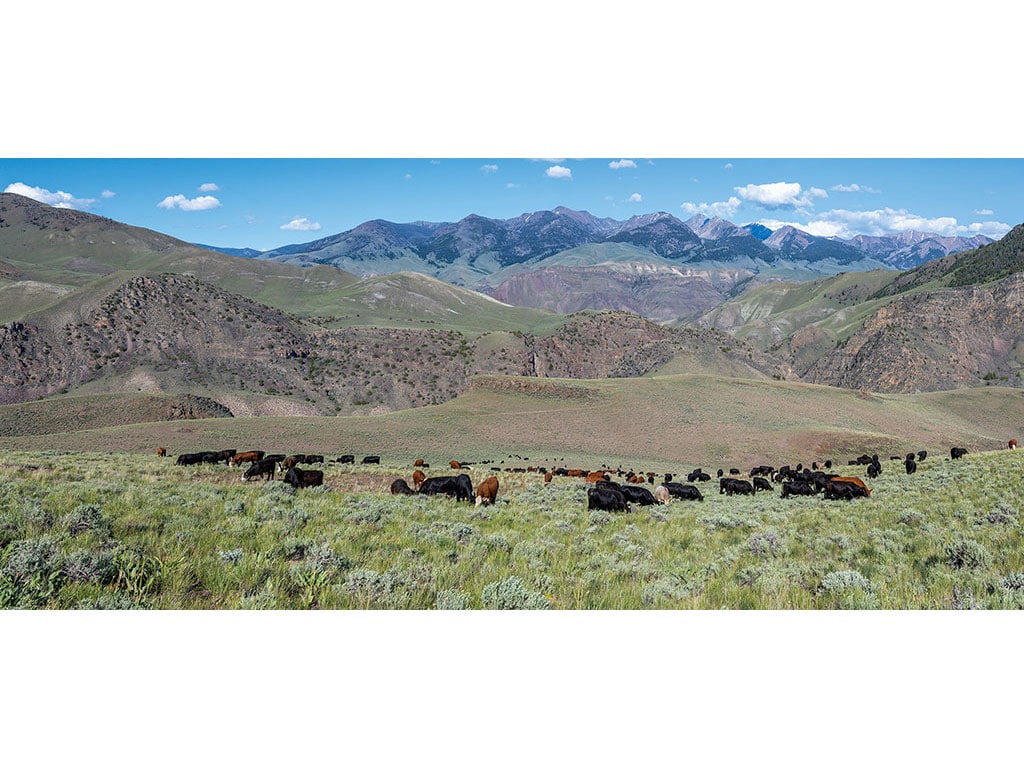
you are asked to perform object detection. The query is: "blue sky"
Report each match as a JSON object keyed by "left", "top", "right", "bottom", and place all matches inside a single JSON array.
[{"left": 0, "top": 158, "right": 1018, "bottom": 251}]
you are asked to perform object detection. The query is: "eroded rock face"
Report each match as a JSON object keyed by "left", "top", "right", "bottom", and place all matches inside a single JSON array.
[{"left": 805, "top": 273, "right": 1024, "bottom": 393}]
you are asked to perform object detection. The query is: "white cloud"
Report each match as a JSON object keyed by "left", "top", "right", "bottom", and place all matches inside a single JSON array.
[
  {"left": 628, "top": 193, "right": 643, "bottom": 203},
  {"left": 280, "top": 217, "right": 322, "bottom": 231},
  {"left": 505, "top": 183, "right": 521, "bottom": 189},
  {"left": 680, "top": 196, "right": 742, "bottom": 219},
  {"left": 831, "top": 183, "right": 880, "bottom": 193},
  {"left": 481, "top": 164, "right": 499, "bottom": 174},
  {"left": 609, "top": 159, "right": 636, "bottom": 170},
  {"left": 157, "top": 194, "right": 221, "bottom": 211},
  {"left": 429, "top": 160, "right": 441, "bottom": 165},
  {"left": 198, "top": 182, "right": 220, "bottom": 193},
  {"left": 735, "top": 181, "right": 825, "bottom": 209},
  {"left": 974, "top": 208, "right": 994, "bottom": 216},
  {"left": 962, "top": 220, "right": 1011, "bottom": 237},
  {"left": 101, "top": 189, "right": 116, "bottom": 198},
  {"left": 4, "top": 182, "right": 95, "bottom": 209},
  {"left": 546, "top": 165, "right": 572, "bottom": 180},
  {"left": 723, "top": 163, "right": 733, "bottom": 170},
  {"left": 404, "top": 173, "right": 412, "bottom": 180}
]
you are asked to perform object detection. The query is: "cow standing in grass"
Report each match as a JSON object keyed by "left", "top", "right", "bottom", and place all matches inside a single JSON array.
[{"left": 475, "top": 476, "right": 499, "bottom": 507}]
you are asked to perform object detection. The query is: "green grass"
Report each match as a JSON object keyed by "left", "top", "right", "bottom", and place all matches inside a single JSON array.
[{"left": 1, "top": 446, "right": 1023, "bottom": 610}]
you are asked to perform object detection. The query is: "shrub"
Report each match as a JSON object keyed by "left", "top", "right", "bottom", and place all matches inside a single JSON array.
[
  {"left": 2, "top": 535, "right": 63, "bottom": 583},
  {"left": 944, "top": 539, "right": 993, "bottom": 570},
  {"left": 62, "top": 549, "right": 117, "bottom": 584},
  {"left": 748, "top": 531, "right": 784, "bottom": 558},
  {"left": 218, "top": 549, "right": 244, "bottom": 565},
  {"left": 75, "top": 592, "right": 146, "bottom": 610},
  {"left": 62, "top": 504, "right": 108, "bottom": 536},
  {"left": 820, "top": 570, "right": 873, "bottom": 594},
  {"left": 480, "top": 576, "right": 549, "bottom": 610},
  {"left": 1000, "top": 572, "right": 1024, "bottom": 591},
  {"left": 435, "top": 588, "right": 473, "bottom": 610},
  {"left": 588, "top": 510, "right": 611, "bottom": 527}
]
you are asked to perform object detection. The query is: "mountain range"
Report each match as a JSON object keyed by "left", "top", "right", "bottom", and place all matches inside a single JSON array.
[{"left": 204, "top": 207, "right": 992, "bottom": 321}]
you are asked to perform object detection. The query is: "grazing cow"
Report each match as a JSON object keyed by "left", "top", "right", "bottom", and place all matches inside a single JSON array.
[
  {"left": 663, "top": 482, "right": 703, "bottom": 501},
  {"left": 419, "top": 474, "right": 474, "bottom": 502},
  {"left": 916, "top": 451, "right": 927, "bottom": 462},
  {"left": 823, "top": 479, "right": 869, "bottom": 500},
  {"left": 412, "top": 469, "right": 426, "bottom": 490},
  {"left": 566, "top": 469, "right": 585, "bottom": 478},
  {"left": 156, "top": 447, "right": 167, "bottom": 457},
  {"left": 951, "top": 447, "right": 969, "bottom": 460},
  {"left": 752, "top": 477, "right": 774, "bottom": 493},
  {"left": 304, "top": 455, "right": 324, "bottom": 464},
  {"left": 283, "top": 467, "right": 324, "bottom": 489},
  {"left": 617, "top": 484, "right": 658, "bottom": 506},
  {"left": 729, "top": 468, "right": 741, "bottom": 475},
  {"left": 214, "top": 449, "right": 237, "bottom": 465},
  {"left": 362, "top": 455, "right": 381, "bottom": 465},
  {"left": 390, "top": 478, "right": 416, "bottom": 495},
  {"left": 1010, "top": 439, "right": 1018, "bottom": 450},
  {"left": 664, "top": 473, "right": 673, "bottom": 483},
  {"left": 337, "top": 455, "right": 355, "bottom": 464},
  {"left": 720, "top": 477, "right": 754, "bottom": 496},
  {"left": 587, "top": 486, "right": 630, "bottom": 513},
  {"left": 230, "top": 451, "right": 265, "bottom": 466},
  {"left": 244, "top": 458, "right": 277, "bottom": 482},
  {"left": 653, "top": 485, "right": 671, "bottom": 505},
  {"left": 544, "top": 471, "right": 553, "bottom": 486},
  {"left": 475, "top": 476, "right": 499, "bottom": 507},
  {"left": 780, "top": 480, "right": 818, "bottom": 498},
  {"left": 281, "top": 454, "right": 306, "bottom": 471},
  {"left": 867, "top": 461, "right": 882, "bottom": 479},
  {"left": 264, "top": 454, "right": 286, "bottom": 464},
  {"left": 586, "top": 471, "right": 610, "bottom": 483},
  {"left": 716, "top": 469, "right": 724, "bottom": 478},
  {"left": 750, "top": 465, "right": 774, "bottom": 478},
  {"left": 414, "top": 458, "right": 425, "bottom": 467},
  {"left": 831, "top": 476, "right": 871, "bottom": 496},
  {"left": 449, "top": 460, "right": 462, "bottom": 470},
  {"left": 175, "top": 452, "right": 204, "bottom": 466},
  {"left": 646, "top": 472, "right": 656, "bottom": 484},
  {"left": 905, "top": 457, "right": 917, "bottom": 475}
]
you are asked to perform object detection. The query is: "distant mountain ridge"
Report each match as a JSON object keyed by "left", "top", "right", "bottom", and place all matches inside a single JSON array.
[{"left": 213, "top": 208, "right": 993, "bottom": 282}]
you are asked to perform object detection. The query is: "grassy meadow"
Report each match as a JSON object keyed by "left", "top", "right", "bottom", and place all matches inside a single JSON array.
[{"left": 2, "top": 445, "right": 1023, "bottom": 609}]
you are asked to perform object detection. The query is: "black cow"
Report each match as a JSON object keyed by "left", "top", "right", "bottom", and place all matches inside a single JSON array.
[
  {"left": 283, "top": 467, "right": 324, "bottom": 488},
  {"left": 214, "top": 449, "right": 236, "bottom": 465},
  {"left": 780, "top": 480, "right": 818, "bottom": 498},
  {"left": 951, "top": 447, "right": 968, "bottom": 460},
  {"left": 752, "top": 477, "right": 774, "bottom": 493},
  {"left": 305, "top": 454, "right": 325, "bottom": 464},
  {"left": 917, "top": 450, "right": 927, "bottom": 462},
  {"left": 587, "top": 486, "right": 630, "bottom": 513},
  {"left": 663, "top": 482, "right": 704, "bottom": 501},
  {"left": 264, "top": 454, "right": 286, "bottom": 464},
  {"left": 336, "top": 455, "right": 355, "bottom": 464},
  {"left": 390, "top": 478, "right": 415, "bottom": 495},
  {"left": 175, "top": 452, "right": 203, "bottom": 466},
  {"left": 618, "top": 484, "right": 658, "bottom": 506},
  {"left": 720, "top": 477, "right": 754, "bottom": 496},
  {"left": 823, "top": 480, "right": 868, "bottom": 500},
  {"left": 750, "top": 465, "right": 774, "bottom": 478},
  {"left": 867, "top": 462, "right": 882, "bottom": 479},
  {"left": 362, "top": 455, "right": 381, "bottom": 465},
  {"left": 244, "top": 458, "right": 277, "bottom": 481},
  {"left": 905, "top": 457, "right": 917, "bottom": 475},
  {"left": 687, "top": 468, "right": 711, "bottom": 482},
  {"left": 418, "top": 474, "right": 473, "bottom": 502}
]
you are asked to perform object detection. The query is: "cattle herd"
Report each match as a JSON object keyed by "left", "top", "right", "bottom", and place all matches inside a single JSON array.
[{"left": 160, "top": 440, "right": 1008, "bottom": 512}]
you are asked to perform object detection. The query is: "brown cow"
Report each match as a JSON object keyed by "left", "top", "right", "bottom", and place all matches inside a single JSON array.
[
  {"left": 586, "top": 471, "right": 610, "bottom": 483},
  {"left": 832, "top": 476, "right": 871, "bottom": 497},
  {"left": 231, "top": 451, "right": 265, "bottom": 466},
  {"left": 156, "top": 447, "right": 167, "bottom": 457},
  {"left": 281, "top": 454, "right": 306, "bottom": 471},
  {"left": 450, "top": 460, "right": 462, "bottom": 470},
  {"left": 566, "top": 469, "right": 585, "bottom": 478},
  {"left": 412, "top": 469, "right": 426, "bottom": 490},
  {"left": 543, "top": 471, "right": 553, "bottom": 486},
  {"left": 414, "top": 458, "right": 425, "bottom": 467},
  {"left": 475, "top": 476, "right": 499, "bottom": 507},
  {"left": 1010, "top": 439, "right": 1018, "bottom": 450}
]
